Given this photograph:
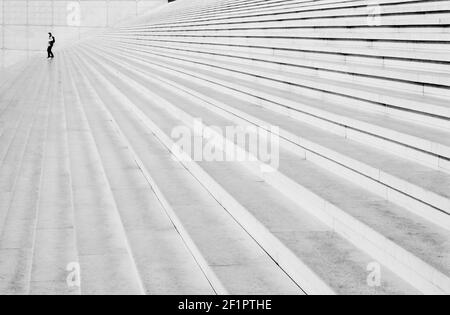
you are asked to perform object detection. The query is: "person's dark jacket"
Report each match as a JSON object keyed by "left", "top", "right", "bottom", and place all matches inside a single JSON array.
[{"left": 48, "top": 36, "right": 55, "bottom": 47}]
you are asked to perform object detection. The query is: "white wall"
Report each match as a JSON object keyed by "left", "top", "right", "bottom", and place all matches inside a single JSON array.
[{"left": 0, "top": 0, "right": 166, "bottom": 68}]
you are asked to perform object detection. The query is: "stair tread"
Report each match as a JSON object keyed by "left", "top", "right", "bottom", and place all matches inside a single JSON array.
[
  {"left": 60, "top": 52, "right": 144, "bottom": 295},
  {"left": 0, "top": 60, "right": 53, "bottom": 294},
  {"left": 72, "top": 48, "right": 306, "bottom": 294},
  {"left": 137, "top": 42, "right": 450, "bottom": 114},
  {"left": 29, "top": 57, "right": 81, "bottom": 295},
  {"left": 89, "top": 46, "right": 450, "bottom": 206},
  {"left": 201, "top": 160, "right": 420, "bottom": 295},
  {"left": 99, "top": 56, "right": 450, "bottom": 276},
  {"left": 76, "top": 49, "right": 424, "bottom": 294},
  {"left": 130, "top": 39, "right": 450, "bottom": 85},
  {"left": 144, "top": 0, "right": 450, "bottom": 28},
  {"left": 72, "top": 55, "right": 218, "bottom": 295},
  {"left": 127, "top": 46, "right": 450, "bottom": 151},
  {"left": 113, "top": 34, "right": 450, "bottom": 62}
]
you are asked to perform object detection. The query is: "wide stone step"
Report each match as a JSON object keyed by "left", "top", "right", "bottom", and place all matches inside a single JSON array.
[
  {"left": 64, "top": 53, "right": 219, "bottom": 295},
  {"left": 82, "top": 46, "right": 450, "bottom": 229},
  {"left": 85, "top": 43, "right": 450, "bottom": 171},
  {"left": 0, "top": 60, "right": 53, "bottom": 294},
  {"left": 58, "top": 51, "right": 145, "bottom": 295},
  {"left": 28, "top": 58, "right": 80, "bottom": 295},
  {"left": 68, "top": 48, "right": 305, "bottom": 295},
  {"left": 68, "top": 46, "right": 422, "bottom": 295},
  {"left": 78, "top": 47, "right": 450, "bottom": 293},
  {"left": 105, "top": 39, "right": 450, "bottom": 99},
  {"left": 101, "top": 33, "right": 450, "bottom": 75},
  {"left": 138, "top": 0, "right": 449, "bottom": 29},
  {"left": 97, "top": 41, "right": 450, "bottom": 128}
]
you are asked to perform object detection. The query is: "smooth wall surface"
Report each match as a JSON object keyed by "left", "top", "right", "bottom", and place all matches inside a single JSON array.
[{"left": 0, "top": 0, "right": 166, "bottom": 68}]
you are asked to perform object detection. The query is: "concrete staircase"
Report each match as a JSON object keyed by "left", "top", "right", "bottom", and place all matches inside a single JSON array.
[{"left": 0, "top": 0, "right": 449, "bottom": 295}]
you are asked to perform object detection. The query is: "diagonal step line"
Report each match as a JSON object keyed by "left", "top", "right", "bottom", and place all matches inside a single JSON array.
[
  {"left": 70, "top": 46, "right": 334, "bottom": 296},
  {"left": 0, "top": 60, "right": 39, "bottom": 115},
  {"left": 75, "top": 45, "right": 450, "bottom": 294},
  {"left": 57, "top": 50, "right": 83, "bottom": 295},
  {"left": 0, "top": 63, "right": 51, "bottom": 239},
  {"left": 105, "top": 38, "right": 450, "bottom": 129},
  {"left": 25, "top": 57, "right": 58, "bottom": 295},
  {"left": 0, "top": 62, "right": 53, "bottom": 294},
  {"left": 86, "top": 41, "right": 450, "bottom": 167},
  {"left": 25, "top": 55, "right": 81, "bottom": 295},
  {"left": 0, "top": 62, "right": 47, "bottom": 170},
  {"left": 69, "top": 48, "right": 229, "bottom": 296},
  {"left": 81, "top": 44, "right": 450, "bottom": 230},
  {"left": 63, "top": 50, "right": 146, "bottom": 296}
]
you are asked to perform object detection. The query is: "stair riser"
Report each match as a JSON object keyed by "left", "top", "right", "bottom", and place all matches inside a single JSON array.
[
  {"left": 102, "top": 39, "right": 450, "bottom": 97},
  {"left": 135, "top": 0, "right": 445, "bottom": 27},
  {"left": 115, "top": 56, "right": 450, "bottom": 227},
  {"left": 60, "top": 56, "right": 146, "bottom": 295},
  {"left": 144, "top": 11, "right": 450, "bottom": 30},
  {"left": 104, "top": 33, "right": 450, "bottom": 66},
  {"left": 75, "top": 47, "right": 336, "bottom": 295},
  {"left": 88, "top": 44, "right": 450, "bottom": 175},
  {"left": 0, "top": 66, "right": 50, "bottom": 233},
  {"left": 84, "top": 49, "right": 450, "bottom": 294},
  {"left": 75, "top": 55, "right": 230, "bottom": 296},
  {"left": 0, "top": 63, "right": 47, "bottom": 169},
  {"left": 91, "top": 46, "right": 450, "bottom": 226},
  {"left": 29, "top": 59, "right": 81, "bottom": 294},
  {"left": 103, "top": 41, "right": 450, "bottom": 133},
  {"left": 133, "top": 44, "right": 450, "bottom": 122},
  {"left": 113, "top": 27, "right": 450, "bottom": 42},
  {"left": 0, "top": 65, "right": 53, "bottom": 295}
]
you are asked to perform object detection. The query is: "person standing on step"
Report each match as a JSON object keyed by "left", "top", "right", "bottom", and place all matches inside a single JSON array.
[{"left": 47, "top": 33, "right": 55, "bottom": 59}]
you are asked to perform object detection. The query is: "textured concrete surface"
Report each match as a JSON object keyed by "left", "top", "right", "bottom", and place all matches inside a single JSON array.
[{"left": 0, "top": 0, "right": 449, "bottom": 295}]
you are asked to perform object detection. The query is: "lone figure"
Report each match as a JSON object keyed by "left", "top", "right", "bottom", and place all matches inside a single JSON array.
[{"left": 47, "top": 33, "right": 55, "bottom": 59}]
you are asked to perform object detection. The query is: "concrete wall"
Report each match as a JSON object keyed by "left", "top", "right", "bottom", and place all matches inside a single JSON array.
[{"left": 0, "top": 0, "right": 166, "bottom": 68}]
